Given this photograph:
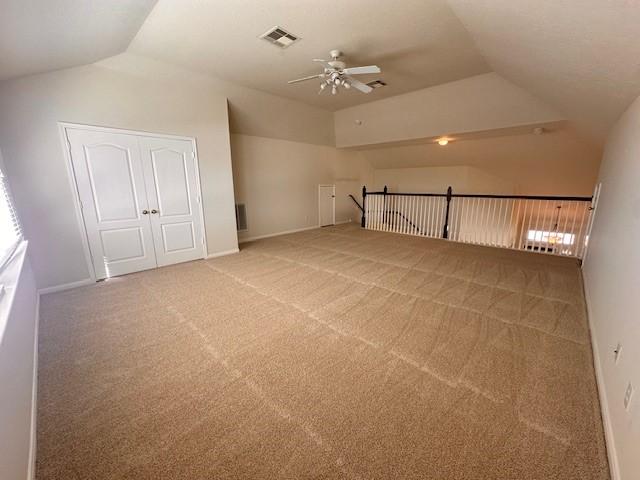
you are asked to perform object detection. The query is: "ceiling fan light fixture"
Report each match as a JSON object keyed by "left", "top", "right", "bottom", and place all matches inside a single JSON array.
[
  {"left": 437, "top": 138, "right": 449, "bottom": 146},
  {"left": 288, "top": 50, "right": 381, "bottom": 97}
]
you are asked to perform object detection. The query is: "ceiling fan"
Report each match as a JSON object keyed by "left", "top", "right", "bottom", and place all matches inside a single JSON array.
[{"left": 288, "top": 50, "right": 381, "bottom": 95}]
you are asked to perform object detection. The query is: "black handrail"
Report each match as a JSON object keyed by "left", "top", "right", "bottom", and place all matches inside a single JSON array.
[
  {"left": 453, "top": 193, "right": 592, "bottom": 201},
  {"left": 367, "top": 191, "right": 447, "bottom": 197},
  {"left": 348, "top": 194, "right": 364, "bottom": 213},
  {"left": 366, "top": 191, "right": 592, "bottom": 201}
]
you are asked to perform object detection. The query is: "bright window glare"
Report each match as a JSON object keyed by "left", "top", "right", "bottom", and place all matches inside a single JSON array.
[
  {"left": 527, "top": 230, "right": 575, "bottom": 245},
  {"left": 0, "top": 169, "right": 21, "bottom": 265},
  {"left": 0, "top": 194, "right": 17, "bottom": 251}
]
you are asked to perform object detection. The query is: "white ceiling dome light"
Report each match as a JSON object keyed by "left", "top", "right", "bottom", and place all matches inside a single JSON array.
[{"left": 288, "top": 50, "right": 382, "bottom": 95}]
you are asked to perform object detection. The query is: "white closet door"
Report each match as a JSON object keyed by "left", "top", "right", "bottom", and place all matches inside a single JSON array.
[
  {"left": 139, "top": 137, "right": 205, "bottom": 267},
  {"left": 67, "top": 129, "right": 157, "bottom": 279}
]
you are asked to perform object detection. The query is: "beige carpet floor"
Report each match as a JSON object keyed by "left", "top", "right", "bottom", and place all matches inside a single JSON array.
[{"left": 37, "top": 223, "right": 609, "bottom": 479}]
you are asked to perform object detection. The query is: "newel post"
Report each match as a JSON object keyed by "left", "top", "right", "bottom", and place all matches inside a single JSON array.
[
  {"left": 361, "top": 186, "right": 367, "bottom": 228},
  {"left": 442, "top": 185, "right": 453, "bottom": 239},
  {"left": 383, "top": 185, "right": 388, "bottom": 225}
]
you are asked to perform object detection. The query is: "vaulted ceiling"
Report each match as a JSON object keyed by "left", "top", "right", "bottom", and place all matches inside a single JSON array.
[
  {"left": 0, "top": 0, "right": 157, "bottom": 81},
  {"left": 447, "top": 0, "right": 640, "bottom": 142},
  {"left": 128, "top": 0, "right": 491, "bottom": 111},
  {"left": 1, "top": 0, "right": 639, "bottom": 142}
]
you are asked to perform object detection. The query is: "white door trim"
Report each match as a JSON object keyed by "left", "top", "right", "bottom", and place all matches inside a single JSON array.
[
  {"left": 318, "top": 184, "right": 336, "bottom": 227},
  {"left": 59, "top": 122, "right": 208, "bottom": 281}
]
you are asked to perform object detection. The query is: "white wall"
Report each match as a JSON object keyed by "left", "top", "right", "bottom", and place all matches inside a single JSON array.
[
  {"left": 582, "top": 95, "right": 640, "bottom": 480},
  {"left": 334, "top": 73, "right": 564, "bottom": 148},
  {"left": 0, "top": 243, "right": 38, "bottom": 480},
  {"left": 231, "top": 134, "right": 369, "bottom": 241},
  {"left": 0, "top": 58, "right": 237, "bottom": 289}
]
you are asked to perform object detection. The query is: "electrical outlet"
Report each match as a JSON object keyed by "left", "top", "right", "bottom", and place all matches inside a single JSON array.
[
  {"left": 624, "top": 382, "right": 634, "bottom": 411},
  {"left": 614, "top": 342, "right": 622, "bottom": 363}
]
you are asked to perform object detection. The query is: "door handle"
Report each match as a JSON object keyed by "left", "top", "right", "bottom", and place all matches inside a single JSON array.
[
  {"left": 151, "top": 209, "right": 159, "bottom": 214},
  {"left": 142, "top": 209, "right": 149, "bottom": 215}
]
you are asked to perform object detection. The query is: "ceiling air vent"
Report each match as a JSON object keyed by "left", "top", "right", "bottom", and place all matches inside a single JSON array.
[
  {"left": 259, "top": 26, "right": 300, "bottom": 48},
  {"left": 366, "top": 80, "right": 387, "bottom": 89}
]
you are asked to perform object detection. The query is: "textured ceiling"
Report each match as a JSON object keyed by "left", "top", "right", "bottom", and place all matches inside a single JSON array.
[
  {"left": 2, "top": 0, "right": 640, "bottom": 141},
  {"left": 446, "top": 0, "right": 640, "bottom": 142},
  {"left": 0, "top": 0, "right": 157, "bottom": 81},
  {"left": 128, "top": 0, "right": 491, "bottom": 111}
]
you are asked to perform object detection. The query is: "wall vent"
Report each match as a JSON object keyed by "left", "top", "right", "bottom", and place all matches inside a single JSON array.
[
  {"left": 366, "top": 80, "right": 387, "bottom": 89},
  {"left": 235, "top": 204, "right": 248, "bottom": 231},
  {"left": 259, "top": 26, "right": 300, "bottom": 48}
]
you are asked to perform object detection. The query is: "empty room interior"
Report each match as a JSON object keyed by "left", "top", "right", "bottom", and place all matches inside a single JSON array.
[{"left": 1, "top": 1, "right": 639, "bottom": 479}]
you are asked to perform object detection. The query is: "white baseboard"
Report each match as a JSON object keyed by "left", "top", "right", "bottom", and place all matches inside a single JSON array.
[
  {"left": 206, "top": 248, "right": 239, "bottom": 259},
  {"left": 27, "top": 295, "right": 39, "bottom": 480},
  {"left": 335, "top": 219, "right": 352, "bottom": 225},
  {"left": 37, "top": 278, "right": 94, "bottom": 295},
  {"left": 582, "top": 272, "right": 620, "bottom": 480},
  {"left": 239, "top": 225, "right": 320, "bottom": 244}
]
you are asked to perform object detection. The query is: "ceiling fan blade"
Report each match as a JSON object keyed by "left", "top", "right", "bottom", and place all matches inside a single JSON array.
[
  {"left": 312, "top": 59, "right": 333, "bottom": 69},
  {"left": 342, "top": 65, "right": 381, "bottom": 75},
  {"left": 288, "top": 74, "right": 322, "bottom": 84},
  {"left": 346, "top": 76, "right": 373, "bottom": 94}
]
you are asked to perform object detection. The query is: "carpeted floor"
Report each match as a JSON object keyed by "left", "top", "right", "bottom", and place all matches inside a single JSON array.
[{"left": 37, "top": 223, "right": 609, "bottom": 479}]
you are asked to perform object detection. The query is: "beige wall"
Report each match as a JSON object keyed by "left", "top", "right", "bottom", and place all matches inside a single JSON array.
[
  {"left": 231, "top": 134, "right": 368, "bottom": 241},
  {"left": 333, "top": 73, "right": 564, "bottom": 148},
  {"left": 101, "top": 53, "right": 336, "bottom": 147},
  {"left": 372, "top": 165, "right": 514, "bottom": 194},
  {"left": 0, "top": 58, "right": 239, "bottom": 289},
  {"left": 357, "top": 128, "right": 600, "bottom": 196},
  {"left": 583, "top": 95, "right": 640, "bottom": 480},
  {"left": 0, "top": 51, "right": 341, "bottom": 289}
]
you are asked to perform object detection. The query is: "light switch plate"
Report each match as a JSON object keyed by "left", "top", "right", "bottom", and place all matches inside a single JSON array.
[
  {"left": 614, "top": 342, "right": 622, "bottom": 364},
  {"left": 624, "top": 382, "right": 634, "bottom": 411}
]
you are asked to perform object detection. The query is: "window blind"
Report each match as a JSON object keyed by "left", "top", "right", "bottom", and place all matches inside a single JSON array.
[{"left": 0, "top": 167, "right": 22, "bottom": 268}]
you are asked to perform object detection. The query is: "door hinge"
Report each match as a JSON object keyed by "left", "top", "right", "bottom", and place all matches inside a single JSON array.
[
  {"left": 78, "top": 200, "right": 84, "bottom": 210},
  {"left": 196, "top": 195, "right": 201, "bottom": 204},
  {"left": 202, "top": 237, "right": 205, "bottom": 245}
]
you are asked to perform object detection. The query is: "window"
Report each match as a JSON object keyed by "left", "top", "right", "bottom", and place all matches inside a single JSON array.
[
  {"left": 527, "top": 229, "right": 574, "bottom": 245},
  {"left": 0, "top": 164, "right": 22, "bottom": 268}
]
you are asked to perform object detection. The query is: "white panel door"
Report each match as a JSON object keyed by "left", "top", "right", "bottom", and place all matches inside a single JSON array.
[
  {"left": 67, "top": 129, "right": 157, "bottom": 279},
  {"left": 319, "top": 185, "right": 336, "bottom": 227},
  {"left": 139, "top": 137, "right": 205, "bottom": 267}
]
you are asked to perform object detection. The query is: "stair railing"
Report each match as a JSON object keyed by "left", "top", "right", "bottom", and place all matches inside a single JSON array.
[{"left": 361, "top": 185, "right": 596, "bottom": 259}]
